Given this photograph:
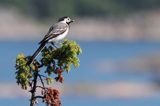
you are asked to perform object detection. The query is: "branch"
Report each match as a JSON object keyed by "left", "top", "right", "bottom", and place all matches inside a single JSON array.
[
  {"left": 36, "top": 86, "right": 45, "bottom": 89},
  {"left": 38, "top": 74, "right": 45, "bottom": 88},
  {"left": 30, "top": 71, "right": 38, "bottom": 106},
  {"left": 38, "top": 63, "right": 44, "bottom": 68},
  {"left": 34, "top": 96, "right": 44, "bottom": 99},
  {"left": 38, "top": 74, "right": 47, "bottom": 78}
]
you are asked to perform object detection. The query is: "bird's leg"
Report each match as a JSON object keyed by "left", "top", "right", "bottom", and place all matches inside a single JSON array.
[
  {"left": 51, "top": 42, "right": 58, "bottom": 49},
  {"left": 59, "top": 41, "right": 63, "bottom": 45}
]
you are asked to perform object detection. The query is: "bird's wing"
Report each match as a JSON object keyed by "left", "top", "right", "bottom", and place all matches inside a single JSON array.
[{"left": 39, "top": 22, "right": 68, "bottom": 44}]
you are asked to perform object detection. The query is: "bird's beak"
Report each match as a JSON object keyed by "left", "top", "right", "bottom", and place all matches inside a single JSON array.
[
  {"left": 70, "top": 20, "right": 75, "bottom": 23},
  {"left": 68, "top": 20, "right": 74, "bottom": 24},
  {"left": 71, "top": 20, "right": 75, "bottom": 22}
]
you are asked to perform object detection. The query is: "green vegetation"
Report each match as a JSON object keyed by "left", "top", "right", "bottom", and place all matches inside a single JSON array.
[
  {"left": 1, "top": 0, "right": 160, "bottom": 20},
  {"left": 15, "top": 39, "right": 82, "bottom": 106}
]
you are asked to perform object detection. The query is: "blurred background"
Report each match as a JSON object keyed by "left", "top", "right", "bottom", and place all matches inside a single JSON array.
[{"left": 0, "top": 0, "right": 160, "bottom": 106}]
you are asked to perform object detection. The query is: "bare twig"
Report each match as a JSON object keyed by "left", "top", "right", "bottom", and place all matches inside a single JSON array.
[
  {"left": 34, "top": 96, "right": 44, "bottom": 99},
  {"left": 36, "top": 86, "right": 45, "bottom": 89},
  {"left": 38, "top": 74, "right": 45, "bottom": 88}
]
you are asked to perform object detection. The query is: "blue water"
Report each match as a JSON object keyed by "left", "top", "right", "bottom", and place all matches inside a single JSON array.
[
  {"left": 0, "top": 41, "right": 160, "bottom": 106},
  {"left": 0, "top": 97, "right": 160, "bottom": 106}
]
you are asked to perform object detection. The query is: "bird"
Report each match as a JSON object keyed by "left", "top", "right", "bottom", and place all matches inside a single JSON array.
[{"left": 27, "top": 16, "right": 74, "bottom": 65}]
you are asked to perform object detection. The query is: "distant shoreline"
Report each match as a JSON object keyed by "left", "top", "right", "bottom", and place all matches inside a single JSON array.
[{"left": 0, "top": 9, "right": 160, "bottom": 42}]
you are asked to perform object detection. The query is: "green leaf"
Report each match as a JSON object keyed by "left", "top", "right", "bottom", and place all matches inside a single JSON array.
[{"left": 46, "top": 77, "right": 54, "bottom": 85}]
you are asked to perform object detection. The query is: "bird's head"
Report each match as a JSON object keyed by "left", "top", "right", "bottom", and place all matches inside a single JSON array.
[{"left": 58, "top": 16, "right": 74, "bottom": 24}]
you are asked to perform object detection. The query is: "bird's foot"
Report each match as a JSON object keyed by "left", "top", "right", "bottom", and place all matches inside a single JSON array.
[{"left": 51, "top": 42, "right": 58, "bottom": 49}]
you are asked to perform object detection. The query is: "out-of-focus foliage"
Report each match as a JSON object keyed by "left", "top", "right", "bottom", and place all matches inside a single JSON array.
[{"left": 1, "top": 0, "right": 160, "bottom": 19}]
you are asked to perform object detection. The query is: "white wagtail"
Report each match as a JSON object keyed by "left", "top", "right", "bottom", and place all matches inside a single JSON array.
[{"left": 27, "top": 16, "right": 74, "bottom": 65}]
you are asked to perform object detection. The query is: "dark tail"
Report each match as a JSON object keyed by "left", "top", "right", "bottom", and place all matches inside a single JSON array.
[{"left": 27, "top": 43, "right": 46, "bottom": 65}]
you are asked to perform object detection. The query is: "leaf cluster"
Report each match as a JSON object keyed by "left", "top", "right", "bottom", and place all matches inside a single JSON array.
[
  {"left": 15, "top": 54, "right": 32, "bottom": 89},
  {"left": 41, "top": 39, "right": 82, "bottom": 73},
  {"left": 15, "top": 39, "right": 82, "bottom": 90}
]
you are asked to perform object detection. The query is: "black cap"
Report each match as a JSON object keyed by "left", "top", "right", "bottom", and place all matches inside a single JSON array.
[{"left": 58, "top": 16, "right": 69, "bottom": 22}]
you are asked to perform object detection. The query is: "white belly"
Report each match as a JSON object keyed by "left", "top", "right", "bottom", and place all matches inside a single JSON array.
[{"left": 48, "top": 28, "right": 69, "bottom": 42}]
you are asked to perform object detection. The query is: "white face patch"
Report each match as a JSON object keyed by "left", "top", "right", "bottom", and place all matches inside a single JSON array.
[{"left": 64, "top": 18, "right": 71, "bottom": 23}]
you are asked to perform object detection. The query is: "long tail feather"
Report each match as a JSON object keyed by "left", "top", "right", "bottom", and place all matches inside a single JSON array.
[{"left": 27, "top": 43, "right": 45, "bottom": 65}]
